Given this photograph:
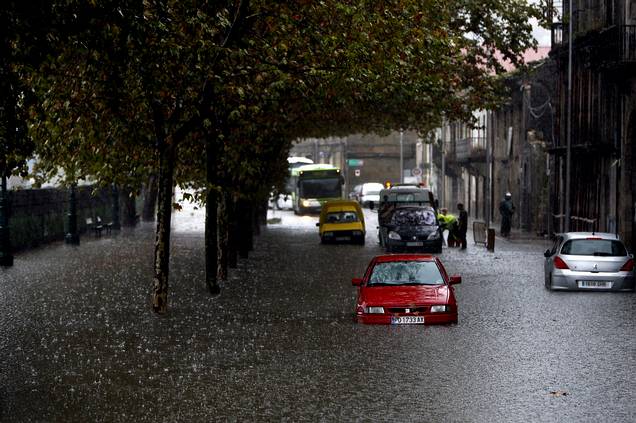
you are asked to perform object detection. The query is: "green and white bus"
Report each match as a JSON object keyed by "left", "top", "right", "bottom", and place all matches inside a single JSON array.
[{"left": 292, "top": 164, "right": 344, "bottom": 214}]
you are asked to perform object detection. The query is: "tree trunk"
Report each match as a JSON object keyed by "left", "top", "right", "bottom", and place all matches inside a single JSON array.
[
  {"left": 252, "top": 200, "right": 261, "bottom": 237},
  {"left": 152, "top": 142, "right": 175, "bottom": 314},
  {"left": 259, "top": 198, "right": 268, "bottom": 226},
  {"left": 217, "top": 192, "right": 229, "bottom": 281},
  {"left": 238, "top": 198, "right": 252, "bottom": 258},
  {"left": 205, "top": 134, "right": 220, "bottom": 295},
  {"left": 228, "top": 193, "right": 239, "bottom": 267},
  {"left": 142, "top": 174, "right": 158, "bottom": 222}
]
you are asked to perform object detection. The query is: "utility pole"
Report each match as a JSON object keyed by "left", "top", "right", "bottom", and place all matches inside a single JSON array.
[
  {"left": 441, "top": 125, "right": 446, "bottom": 208},
  {"left": 565, "top": 0, "right": 573, "bottom": 232}
]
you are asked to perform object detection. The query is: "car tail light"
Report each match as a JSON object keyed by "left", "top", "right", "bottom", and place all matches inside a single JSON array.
[
  {"left": 553, "top": 256, "right": 570, "bottom": 270},
  {"left": 620, "top": 258, "right": 634, "bottom": 271}
]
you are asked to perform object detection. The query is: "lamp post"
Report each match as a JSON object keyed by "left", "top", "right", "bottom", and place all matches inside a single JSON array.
[
  {"left": 0, "top": 173, "right": 13, "bottom": 266},
  {"left": 64, "top": 183, "right": 80, "bottom": 245},
  {"left": 399, "top": 129, "right": 404, "bottom": 183},
  {"left": 111, "top": 184, "right": 120, "bottom": 230}
]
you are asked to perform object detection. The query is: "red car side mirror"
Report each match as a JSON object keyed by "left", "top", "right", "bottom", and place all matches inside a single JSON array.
[
  {"left": 352, "top": 277, "right": 363, "bottom": 286},
  {"left": 449, "top": 275, "right": 462, "bottom": 285}
]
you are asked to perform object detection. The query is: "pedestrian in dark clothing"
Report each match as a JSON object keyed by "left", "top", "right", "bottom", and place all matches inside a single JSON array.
[
  {"left": 457, "top": 203, "right": 468, "bottom": 249},
  {"left": 499, "top": 192, "right": 515, "bottom": 237}
]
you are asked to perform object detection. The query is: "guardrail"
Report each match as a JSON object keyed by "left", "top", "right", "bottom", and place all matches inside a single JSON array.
[{"left": 552, "top": 214, "right": 598, "bottom": 232}]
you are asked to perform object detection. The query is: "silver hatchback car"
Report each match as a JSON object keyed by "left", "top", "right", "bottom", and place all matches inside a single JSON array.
[{"left": 544, "top": 232, "right": 634, "bottom": 291}]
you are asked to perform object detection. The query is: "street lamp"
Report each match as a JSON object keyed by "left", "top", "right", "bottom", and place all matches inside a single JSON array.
[
  {"left": 64, "top": 183, "right": 80, "bottom": 245},
  {"left": 399, "top": 129, "right": 404, "bottom": 183},
  {"left": 0, "top": 173, "right": 13, "bottom": 266}
]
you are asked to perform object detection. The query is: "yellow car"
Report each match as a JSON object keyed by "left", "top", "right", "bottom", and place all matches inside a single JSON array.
[{"left": 316, "top": 200, "right": 366, "bottom": 245}]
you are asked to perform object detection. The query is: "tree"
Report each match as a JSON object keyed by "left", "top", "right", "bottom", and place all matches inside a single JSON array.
[{"left": 24, "top": 0, "right": 545, "bottom": 312}]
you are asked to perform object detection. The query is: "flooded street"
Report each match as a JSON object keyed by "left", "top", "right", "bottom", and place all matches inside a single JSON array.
[{"left": 1, "top": 206, "right": 635, "bottom": 422}]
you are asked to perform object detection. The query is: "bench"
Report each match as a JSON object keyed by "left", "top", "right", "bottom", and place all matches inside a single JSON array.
[
  {"left": 86, "top": 217, "right": 103, "bottom": 236},
  {"left": 86, "top": 216, "right": 114, "bottom": 236},
  {"left": 97, "top": 216, "right": 114, "bottom": 234}
]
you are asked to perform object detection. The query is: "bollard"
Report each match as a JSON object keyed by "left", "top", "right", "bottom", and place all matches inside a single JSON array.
[{"left": 486, "top": 228, "right": 495, "bottom": 252}]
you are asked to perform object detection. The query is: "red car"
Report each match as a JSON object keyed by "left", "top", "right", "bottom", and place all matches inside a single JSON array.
[{"left": 352, "top": 254, "right": 460, "bottom": 324}]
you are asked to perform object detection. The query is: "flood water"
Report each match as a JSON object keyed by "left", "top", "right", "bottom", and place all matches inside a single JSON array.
[{"left": 1, "top": 205, "right": 635, "bottom": 422}]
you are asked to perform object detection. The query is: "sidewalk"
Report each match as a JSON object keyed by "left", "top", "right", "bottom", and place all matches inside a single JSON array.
[{"left": 469, "top": 217, "right": 550, "bottom": 247}]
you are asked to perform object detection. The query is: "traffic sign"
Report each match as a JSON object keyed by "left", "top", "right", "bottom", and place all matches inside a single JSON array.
[
  {"left": 347, "top": 159, "right": 364, "bottom": 167},
  {"left": 354, "top": 169, "right": 361, "bottom": 177},
  {"left": 411, "top": 167, "right": 422, "bottom": 176}
]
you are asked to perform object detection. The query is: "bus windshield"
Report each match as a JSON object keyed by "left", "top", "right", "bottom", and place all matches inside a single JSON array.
[{"left": 299, "top": 178, "right": 342, "bottom": 198}]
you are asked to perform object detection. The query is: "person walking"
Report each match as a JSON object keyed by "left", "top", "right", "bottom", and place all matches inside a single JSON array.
[
  {"left": 499, "top": 192, "right": 515, "bottom": 237},
  {"left": 457, "top": 203, "right": 468, "bottom": 249}
]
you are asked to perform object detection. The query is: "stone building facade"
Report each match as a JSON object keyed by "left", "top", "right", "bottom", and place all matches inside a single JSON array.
[
  {"left": 549, "top": 0, "right": 636, "bottom": 247},
  {"left": 291, "top": 131, "right": 419, "bottom": 197}
]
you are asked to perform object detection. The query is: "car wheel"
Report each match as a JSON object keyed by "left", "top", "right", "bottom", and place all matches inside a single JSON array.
[
  {"left": 357, "top": 237, "right": 365, "bottom": 246},
  {"left": 545, "top": 274, "right": 552, "bottom": 290}
]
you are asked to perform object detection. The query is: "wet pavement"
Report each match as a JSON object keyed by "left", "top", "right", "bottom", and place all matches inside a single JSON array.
[{"left": 1, "top": 203, "right": 635, "bottom": 422}]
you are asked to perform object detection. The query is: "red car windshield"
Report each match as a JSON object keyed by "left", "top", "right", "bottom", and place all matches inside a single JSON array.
[{"left": 368, "top": 261, "right": 444, "bottom": 286}]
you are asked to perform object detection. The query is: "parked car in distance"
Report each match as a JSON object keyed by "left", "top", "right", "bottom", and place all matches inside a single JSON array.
[
  {"left": 357, "top": 182, "right": 385, "bottom": 207},
  {"left": 544, "top": 232, "right": 634, "bottom": 291},
  {"left": 348, "top": 184, "right": 362, "bottom": 201},
  {"left": 316, "top": 200, "right": 365, "bottom": 244},
  {"left": 352, "top": 254, "right": 460, "bottom": 324},
  {"left": 380, "top": 205, "right": 443, "bottom": 253}
]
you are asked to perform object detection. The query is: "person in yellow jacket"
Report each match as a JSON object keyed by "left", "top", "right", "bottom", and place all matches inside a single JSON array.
[{"left": 437, "top": 208, "right": 460, "bottom": 247}]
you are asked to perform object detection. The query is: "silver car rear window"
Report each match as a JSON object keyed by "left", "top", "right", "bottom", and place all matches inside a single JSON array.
[{"left": 560, "top": 239, "right": 627, "bottom": 256}]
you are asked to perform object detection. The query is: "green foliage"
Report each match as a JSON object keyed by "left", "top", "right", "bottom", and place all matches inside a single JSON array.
[{"left": 15, "top": 0, "right": 544, "bottom": 198}]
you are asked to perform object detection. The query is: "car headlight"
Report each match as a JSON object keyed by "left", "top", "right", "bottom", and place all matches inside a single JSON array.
[
  {"left": 323, "top": 232, "right": 334, "bottom": 237},
  {"left": 427, "top": 231, "right": 440, "bottom": 240},
  {"left": 352, "top": 231, "right": 363, "bottom": 236},
  {"left": 430, "top": 305, "right": 448, "bottom": 313},
  {"left": 388, "top": 231, "right": 401, "bottom": 240},
  {"left": 302, "top": 200, "right": 310, "bottom": 207},
  {"left": 364, "top": 306, "right": 385, "bottom": 314}
]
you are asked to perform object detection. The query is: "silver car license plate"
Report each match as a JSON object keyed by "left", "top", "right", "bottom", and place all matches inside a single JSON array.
[
  {"left": 406, "top": 242, "right": 423, "bottom": 247},
  {"left": 577, "top": 280, "right": 612, "bottom": 289}
]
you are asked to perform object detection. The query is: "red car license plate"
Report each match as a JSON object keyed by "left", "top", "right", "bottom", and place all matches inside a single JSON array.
[{"left": 391, "top": 316, "right": 425, "bottom": 324}]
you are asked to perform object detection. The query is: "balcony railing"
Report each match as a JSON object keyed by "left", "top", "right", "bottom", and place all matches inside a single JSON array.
[{"left": 552, "top": 24, "right": 636, "bottom": 65}]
